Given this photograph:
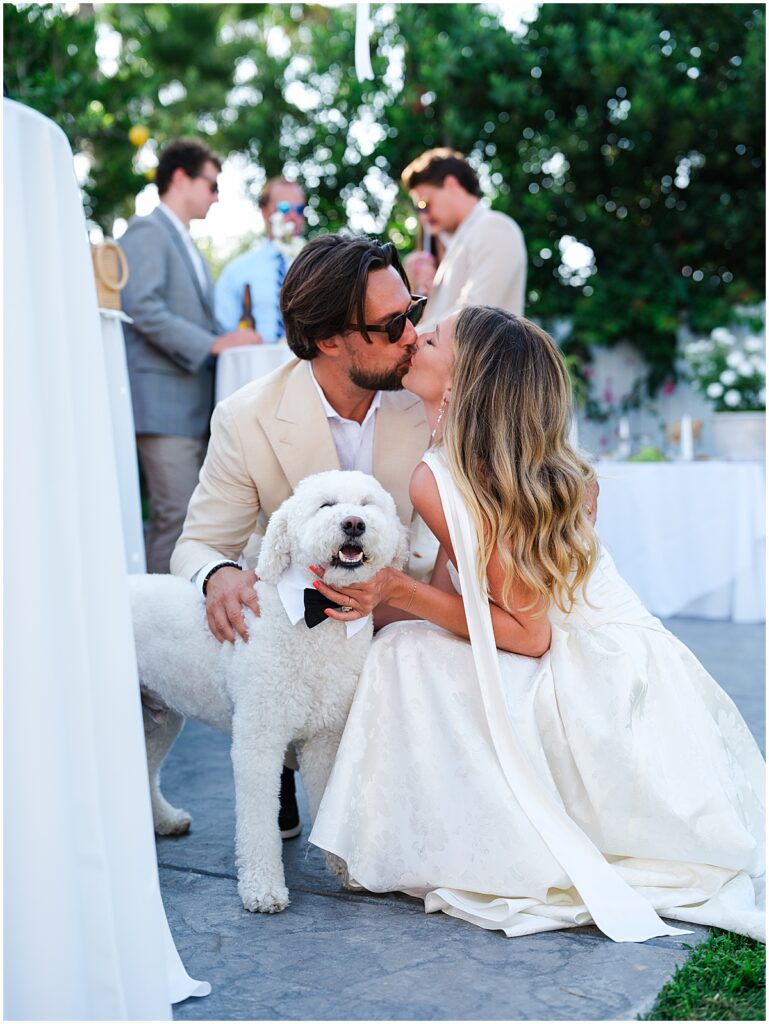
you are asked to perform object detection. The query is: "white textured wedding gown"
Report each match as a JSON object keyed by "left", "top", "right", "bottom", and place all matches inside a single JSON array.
[{"left": 310, "top": 451, "right": 765, "bottom": 942}]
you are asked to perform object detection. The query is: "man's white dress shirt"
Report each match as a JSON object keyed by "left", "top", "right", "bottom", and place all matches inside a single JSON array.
[{"left": 307, "top": 363, "right": 381, "bottom": 474}]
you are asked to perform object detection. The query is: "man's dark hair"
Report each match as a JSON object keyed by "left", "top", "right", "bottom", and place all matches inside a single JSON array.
[
  {"left": 281, "top": 235, "right": 409, "bottom": 360},
  {"left": 401, "top": 147, "right": 481, "bottom": 197},
  {"left": 155, "top": 139, "right": 222, "bottom": 196}
]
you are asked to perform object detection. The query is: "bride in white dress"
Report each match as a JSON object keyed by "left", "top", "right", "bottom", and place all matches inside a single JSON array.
[{"left": 308, "top": 306, "right": 765, "bottom": 943}]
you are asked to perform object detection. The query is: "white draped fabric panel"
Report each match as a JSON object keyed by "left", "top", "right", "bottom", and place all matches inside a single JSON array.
[
  {"left": 4, "top": 99, "right": 208, "bottom": 1019},
  {"left": 100, "top": 310, "right": 146, "bottom": 574},
  {"left": 595, "top": 460, "right": 765, "bottom": 623}
]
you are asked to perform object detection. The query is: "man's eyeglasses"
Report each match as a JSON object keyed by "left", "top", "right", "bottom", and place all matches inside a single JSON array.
[
  {"left": 347, "top": 295, "right": 427, "bottom": 343},
  {"left": 276, "top": 200, "right": 306, "bottom": 216},
  {"left": 194, "top": 173, "right": 219, "bottom": 195}
]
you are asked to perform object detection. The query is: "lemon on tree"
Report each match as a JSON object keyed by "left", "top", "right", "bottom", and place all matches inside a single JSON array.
[{"left": 128, "top": 125, "right": 150, "bottom": 148}]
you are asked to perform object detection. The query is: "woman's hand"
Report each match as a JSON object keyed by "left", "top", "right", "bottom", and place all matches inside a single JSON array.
[{"left": 309, "top": 566, "right": 403, "bottom": 622}]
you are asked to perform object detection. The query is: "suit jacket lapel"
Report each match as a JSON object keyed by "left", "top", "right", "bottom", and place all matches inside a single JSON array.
[
  {"left": 261, "top": 361, "right": 340, "bottom": 489},
  {"left": 200, "top": 259, "right": 216, "bottom": 323},
  {"left": 154, "top": 207, "right": 215, "bottom": 322},
  {"left": 432, "top": 204, "right": 485, "bottom": 289}
]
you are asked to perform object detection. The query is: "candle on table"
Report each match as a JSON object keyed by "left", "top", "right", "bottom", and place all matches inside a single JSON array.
[{"left": 680, "top": 414, "right": 694, "bottom": 461}]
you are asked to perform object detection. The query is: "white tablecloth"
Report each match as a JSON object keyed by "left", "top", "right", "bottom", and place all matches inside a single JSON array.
[
  {"left": 4, "top": 98, "right": 208, "bottom": 1019},
  {"left": 215, "top": 341, "right": 294, "bottom": 403},
  {"left": 100, "top": 309, "right": 146, "bottom": 574},
  {"left": 595, "top": 460, "right": 765, "bottom": 622}
]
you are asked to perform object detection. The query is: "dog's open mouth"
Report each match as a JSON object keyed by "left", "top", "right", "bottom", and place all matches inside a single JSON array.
[{"left": 331, "top": 544, "right": 366, "bottom": 569}]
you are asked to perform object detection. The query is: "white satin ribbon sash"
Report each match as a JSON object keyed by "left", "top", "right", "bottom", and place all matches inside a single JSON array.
[{"left": 422, "top": 450, "right": 688, "bottom": 943}]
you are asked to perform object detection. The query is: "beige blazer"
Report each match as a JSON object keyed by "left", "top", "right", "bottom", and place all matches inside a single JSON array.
[
  {"left": 171, "top": 358, "right": 432, "bottom": 581},
  {"left": 422, "top": 204, "right": 527, "bottom": 330}
]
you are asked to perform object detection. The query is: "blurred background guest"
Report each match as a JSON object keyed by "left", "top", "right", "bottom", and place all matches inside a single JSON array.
[
  {"left": 120, "top": 138, "right": 261, "bottom": 573},
  {"left": 402, "top": 148, "right": 527, "bottom": 330},
  {"left": 215, "top": 178, "right": 307, "bottom": 342}
]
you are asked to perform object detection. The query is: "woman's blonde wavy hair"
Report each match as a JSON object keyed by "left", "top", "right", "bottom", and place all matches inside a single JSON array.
[{"left": 442, "top": 306, "right": 598, "bottom": 615}]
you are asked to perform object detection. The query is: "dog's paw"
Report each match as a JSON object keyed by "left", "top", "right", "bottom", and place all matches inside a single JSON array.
[
  {"left": 238, "top": 876, "right": 290, "bottom": 914},
  {"left": 154, "top": 808, "right": 192, "bottom": 836}
]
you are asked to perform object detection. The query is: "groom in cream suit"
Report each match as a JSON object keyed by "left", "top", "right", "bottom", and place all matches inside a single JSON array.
[
  {"left": 401, "top": 148, "right": 527, "bottom": 330},
  {"left": 171, "top": 233, "right": 431, "bottom": 837},
  {"left": 171, "top": 234, "right": 431, "bottom": 623}
]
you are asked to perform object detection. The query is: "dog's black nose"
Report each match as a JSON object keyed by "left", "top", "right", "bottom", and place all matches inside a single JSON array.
[{"left": 341, "top": 516, "right": 366, "bottom": 538}]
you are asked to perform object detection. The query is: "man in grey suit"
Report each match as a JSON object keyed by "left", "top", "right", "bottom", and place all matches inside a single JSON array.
[{"left": 120, "top": 139, "right": 260, "bottom": 573}]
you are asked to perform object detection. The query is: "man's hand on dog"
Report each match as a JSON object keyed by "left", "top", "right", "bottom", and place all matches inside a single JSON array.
[{"left": 206, "top": 567, "right": 260, "bottom": 643}]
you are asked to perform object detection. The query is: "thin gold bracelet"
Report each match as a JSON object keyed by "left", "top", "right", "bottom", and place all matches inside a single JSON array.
[{"left": 404, "top": 578, "right": 418, "bottom": 613}]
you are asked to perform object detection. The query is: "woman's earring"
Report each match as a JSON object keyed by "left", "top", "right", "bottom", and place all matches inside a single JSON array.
[{"left": 430, "top": 392, "right": 450, "bottom": 443}]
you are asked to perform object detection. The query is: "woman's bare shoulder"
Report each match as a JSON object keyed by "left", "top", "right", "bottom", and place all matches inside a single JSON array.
[{"left": 409, "top": 459, "right": 440, "bottom": 504}]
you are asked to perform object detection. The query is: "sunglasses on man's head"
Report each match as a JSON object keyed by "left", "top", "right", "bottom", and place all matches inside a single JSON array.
[
  {"left": 348, "top": 295, "right": 427, "bottom": 343},
  {"left": 276, "top": 200, "right": 306, "bottom": 216}
]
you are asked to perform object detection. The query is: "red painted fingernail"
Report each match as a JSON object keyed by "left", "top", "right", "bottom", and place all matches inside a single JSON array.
[{"left": 313, "top": 581, "right": 320, "bottom": 589}]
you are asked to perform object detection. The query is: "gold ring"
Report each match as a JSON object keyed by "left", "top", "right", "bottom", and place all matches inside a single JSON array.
[{"left": 338, "top": 605, "right": 354, "bottom": 613}]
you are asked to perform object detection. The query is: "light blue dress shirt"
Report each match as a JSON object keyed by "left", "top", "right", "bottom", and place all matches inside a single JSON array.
[{"left": 214, "top": 240, "right": 285, "bottom": 343}]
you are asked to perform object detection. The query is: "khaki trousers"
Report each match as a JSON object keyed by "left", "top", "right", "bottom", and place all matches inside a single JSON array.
[{"left": 137, "top": 434, "right": 206, "bottom": 574}]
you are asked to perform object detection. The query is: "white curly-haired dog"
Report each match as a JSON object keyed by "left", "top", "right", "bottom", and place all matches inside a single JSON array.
[{"left": 129, "top": 469, "right": 406, "bottom": 914}]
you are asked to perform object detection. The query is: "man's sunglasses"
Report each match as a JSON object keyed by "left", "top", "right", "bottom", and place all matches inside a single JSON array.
[
  {"left": 348, "top": 295, "right": 427, "bottom": 343},
  {"left": 194, "top": 173, "right": 219, "bottom": 195},
  {"left": 276, "top": 200, "right": 306, "bottom": 216}
]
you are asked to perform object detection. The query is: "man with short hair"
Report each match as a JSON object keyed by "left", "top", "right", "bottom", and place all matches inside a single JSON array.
[
  {"left": 215, "top": 178, "right": 307, "bottom": 342},
  {"left": 171, "top": 234, "right": 431, "bottom": 839},
  {"left": 120, "top": 138, "right": 260, "bottom": 573},
  {"left": 401, "top": 148, "right": 527, "bottom": 330}
]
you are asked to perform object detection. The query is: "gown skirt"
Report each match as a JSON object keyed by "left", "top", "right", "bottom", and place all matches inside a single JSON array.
[{"left": 310, "top": 453, "right": 765, "bottom": 942}]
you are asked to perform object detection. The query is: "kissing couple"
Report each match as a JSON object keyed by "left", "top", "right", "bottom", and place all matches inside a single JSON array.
[{"left": 173, "top": 234, "right": 765, "bottom": 943}]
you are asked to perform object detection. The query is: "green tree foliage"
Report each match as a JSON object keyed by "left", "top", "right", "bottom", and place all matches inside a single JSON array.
[
  {"left": 3, "top": 3, "right": 264, "bottom": 229},
  {"left": 4, "top": 3, "right": 765, "bottom": 390},
  {"left": 235, "top": 3, "right": 764, "bottom": 390}
]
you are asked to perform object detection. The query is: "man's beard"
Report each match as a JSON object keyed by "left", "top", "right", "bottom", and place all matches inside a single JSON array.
[{"left": 348, "top": 359, "right": 410, "bottom": 392}]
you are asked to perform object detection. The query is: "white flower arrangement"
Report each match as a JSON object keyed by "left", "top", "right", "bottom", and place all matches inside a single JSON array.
[
  {"left": 683, "top": 328, "right": 765, "bottom": 413},
  {"left": 270, "top": 211, "right": 305, "bottom": 263}
]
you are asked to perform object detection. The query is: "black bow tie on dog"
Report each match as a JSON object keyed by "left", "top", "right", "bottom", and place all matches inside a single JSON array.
[{"left": 303, "top": 587, "right": 346, "bottom": 628}]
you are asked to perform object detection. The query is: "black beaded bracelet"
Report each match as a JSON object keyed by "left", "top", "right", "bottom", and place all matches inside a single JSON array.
[{"left": 202, "top": 561, "right": 242, "bottom": 596}]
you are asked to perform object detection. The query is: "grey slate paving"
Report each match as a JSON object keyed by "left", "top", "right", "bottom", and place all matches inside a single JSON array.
[{"left": 160, "top": 618, "right": 764, "bottom": 1021}]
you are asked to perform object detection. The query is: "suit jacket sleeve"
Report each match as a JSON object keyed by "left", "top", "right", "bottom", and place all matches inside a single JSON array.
[
  {"left": 456, "top": 217, "right": 527, "bottom": 314},
  {"left": 120, "top": 217, "right": 218, "bottom": 374},
  {"left": 170, "top": 399, "right": 262, "bottom": 579}
]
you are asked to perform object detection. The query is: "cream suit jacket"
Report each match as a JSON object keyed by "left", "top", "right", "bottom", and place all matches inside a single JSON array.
[
  {"left": 170, "top": 358, "right": 433, "bottom": 582},
  {"left": 421, "top": 204, "right": 527, "bottom": 330}
]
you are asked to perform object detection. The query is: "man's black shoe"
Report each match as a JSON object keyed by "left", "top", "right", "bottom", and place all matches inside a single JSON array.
[{"left": 279, "top": 766, "right": 302, "bottom": 839}]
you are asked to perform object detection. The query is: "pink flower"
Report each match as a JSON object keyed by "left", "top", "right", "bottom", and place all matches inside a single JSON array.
[{"left": 662, "top": 379, "right": 676, "bottom": 395}]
